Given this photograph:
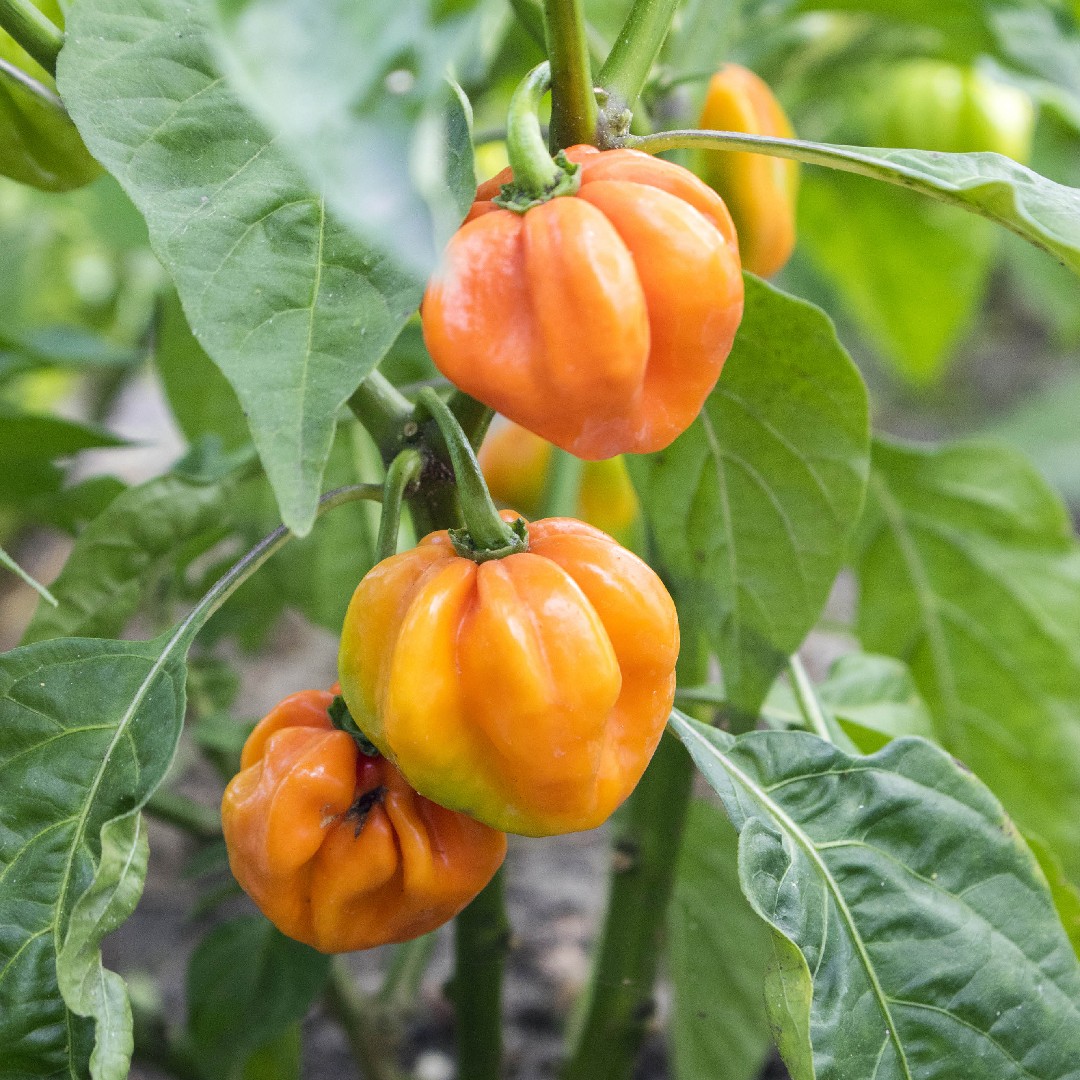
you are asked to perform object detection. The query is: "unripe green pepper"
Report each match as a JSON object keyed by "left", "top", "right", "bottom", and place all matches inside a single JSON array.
[{"left": 876, "top": 60, "right": 1035, "bottom": 162}]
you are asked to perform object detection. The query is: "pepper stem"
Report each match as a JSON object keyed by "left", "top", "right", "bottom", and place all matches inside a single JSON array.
[
  {"left": 493, "top": 63, "right": 582, "bottom": 213},
  {"left": 376, "top": 448, "right": 423, "bottom": 563},
  {"left": 416, "top": 389, "right": 528, "bottom": 561}
]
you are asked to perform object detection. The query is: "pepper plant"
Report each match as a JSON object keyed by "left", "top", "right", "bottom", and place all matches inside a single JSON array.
[{"left": 2, "top": 0, "right": 1080, "bottom": 1079}]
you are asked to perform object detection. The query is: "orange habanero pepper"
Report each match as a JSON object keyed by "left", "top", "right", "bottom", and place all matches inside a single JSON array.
[
  {"left": 222, "top": 688, "right": 507, "bottom": 953},
  {"left": 479, "top": 419, "right": 640, "bottom": 544},
  {"left": 695, "top": 64, "right": 799, "bottom": 278},
  {"left": 338, "top": 514, "right": 680, "bottom": 837},
  {"left": 422, "top": 144, "right": 743, "bottom": 460}
]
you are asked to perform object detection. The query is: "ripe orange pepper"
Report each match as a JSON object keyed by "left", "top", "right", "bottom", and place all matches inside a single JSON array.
[
  {"left": 478, "top": 419, "right": 640, "bottom": 544},
  {"left": 422, "top": 145, "right": 743, "bottom": 460},
  {"left": 338, "top": 514, "right": 680, "bottom": 837},
  {"left": 695, "top": 64, "right": 799, "bottom": 278},
  {"left": 221, "top": 688, "right": 507, "bottom": 953}
]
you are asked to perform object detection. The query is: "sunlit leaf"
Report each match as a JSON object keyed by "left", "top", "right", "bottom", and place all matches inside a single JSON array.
[{"left": 670, "top": 711, "right": 1080, "bottom": 1080}]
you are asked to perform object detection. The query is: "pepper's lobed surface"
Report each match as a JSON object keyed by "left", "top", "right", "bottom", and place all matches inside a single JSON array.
[
  {"left": 338, "top": 515, "right": 680, "bottom": 836},
  {"left": 422, "top": 146, "right": 744, "bottom": 460},
  {"left": 222, "top": 688, "right": 507, "bottom": 953}
]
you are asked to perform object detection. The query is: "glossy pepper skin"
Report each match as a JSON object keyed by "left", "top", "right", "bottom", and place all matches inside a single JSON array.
[
  {"left": 695, "top": 64, "right": 799, "bottom": 278},
  {"left": 479, "top": 419, "right": 640, "bottom": 544},
  {"left": 222, "top": 688, "right": 507, "bottom": 953},
  {"left": 422, "top": 145, "right": 743, "bottom": 461},
  {"left": 338, "top": 514, "right": 680, "bottom": 837}
]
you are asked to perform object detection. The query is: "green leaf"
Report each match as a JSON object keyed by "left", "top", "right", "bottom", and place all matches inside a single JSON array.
[
  {"left": 799, "top": 171, "right": 997, "bottom": 385},
  {"left": 0, "top": 542, "right": 57, "bottom": 604},
  {"left": 22, "top": 471, "right": 234, "bottom": 644},
  {"left": 669, "top": 712, "right": 1080, "bottom": 1080},
  {"left": 186, "top": 917, "right": 330, "bottom": 1080},
  {"left": 56, "top": 813, "right": 149, "bottom": 1080},
  {"left": 854, "top": 438, "right": 1080, "bottom": 881},
  {"left": 0, "top": 0, "right": 101, "bottom": 192},
  {"left": 766, "top": 654, "right": 936, "bottom": 754},
  {"left": 991, "top": 370, "right": 1080, "bottom": 504},
  {"left": 0, "top": 634, "right": 188, "bottom": 1078},
  {"left": 154, "top": 292, "right": 249, "bottom": 453},
  {"left": 668, "top": 799, "right": 773, "bottom": 1080},
  {"left": 210, "top": 0, "right": 482, "bottom": 275},
  {"left": 242, "top": 1025, "right": 301, "bottom": 1080},
  {"left": 628, "top": 276, "right": 869, "bottom": 711},
  {"left": 1026, "top": 833, "right": 1080, "bottom": 959},
  {"left": 57, "top": 0, "right": 421, "bottom": 534}
]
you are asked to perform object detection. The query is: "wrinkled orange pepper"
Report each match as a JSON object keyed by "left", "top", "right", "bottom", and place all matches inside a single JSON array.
[
  {"left": 338, "top": 514, "right": 680, "bottom": 837},
  {"left": 422, "top": 145, "right": 743, "bottom": 460},
  {"left": 695, "top": 64, "right": 799, "bottom": 278},
  {"left": 479, "top": 419, "right": 640, "bottom": 544},
  {"left": 222, "top": 688, "right": 507, "bottom": 953}
]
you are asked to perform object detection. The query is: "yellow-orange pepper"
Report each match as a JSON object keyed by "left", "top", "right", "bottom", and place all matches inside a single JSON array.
[
  {"left": 222, "top": 688, "right": 507, "bottom": 953},
  {"left": 695, "top": 64, "right": 799, "bottom": 278},
  {"left": 338, "top": 514, "right": 680, "bottom": 837},
  {"left": 422, "top": 145, "right": 743, "bottom": 460},
  {"left": 479, "top": 419, "right": 640, "bottom": 544}
]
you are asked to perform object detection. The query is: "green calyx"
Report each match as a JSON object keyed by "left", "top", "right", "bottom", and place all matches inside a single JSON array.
[
  {"left": 448, "top": 516, "right": 530, "bottom": 562},
  {"left": 493, "top": 61, "right": 584, "bottom": 214},
  {"left": 493, "top": 150, "right": 581, "bottom": 213},
  {"left": 328, "top": 696, "right": 380, "bottom": 757}
]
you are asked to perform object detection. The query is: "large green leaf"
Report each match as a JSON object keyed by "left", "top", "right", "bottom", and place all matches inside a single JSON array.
[
  {"left": 630, "top": 133, "right": 1080, "bottom": 275},
  {"left": 0, "top": 635, "right": 187, "bottom": 1079},
  {"left": 628, "top": 276, "right": 869, "bottom": 711},
  {"left": 57, "top": 0, "right": 421, "bottom": 534},
  {"left": 799, "top": 172, "right": 997, "bottom": 386},
  {"left": 186, "top": 916, "right": 330, "bottom": 1080},
  {"left": 210, "top": 0, "right": 484, "bottom": 275},
  {"left": 669, "top": 712, "right": 1080, "bottom": 1080},
  {"left": 854, "top": 438, "right": 1080, "bottom": 880},
  {"left": 154, "top": 291, "right": 249, "bottom": 453},
  {"left": 668, "top": 798, "right": 773, "bottom": 1080},
  {"left": 22, "top": 470, "right": 234, "bottom": 644}
]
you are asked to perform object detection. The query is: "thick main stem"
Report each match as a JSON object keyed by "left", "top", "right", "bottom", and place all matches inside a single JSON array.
[
  {"left": 0, "top": 0, "right": 62, "bottom": 75},
  {"left": 544, "top": 0, "right": 597, "bottom": 148},
  {"left": 448, "top": 870, "right": 510, "bottom": 1080},
  {"left": 597, "top": 0, "right": 680, "bottom": 130}
]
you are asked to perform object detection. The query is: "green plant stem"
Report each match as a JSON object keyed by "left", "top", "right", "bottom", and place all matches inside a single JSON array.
[
  {"left": 501, "top": 62, "right": 580, "bottom": 203},
  {"left": 0, "top": 0, "right": 62, "bottom": 75},
  {"left": 788, "top": 654, "right": 833, "bottom": 742},
  {"left": 376, "top": 449, "right": 423, "bottom": 562},
  {"left": 448, "top": 870, "right": 510, "bottom": 1080},
  {"left": 0, "top": 54, "right": 63, "bottom": 107},
  {"left": 447, "top": 389, "right": 494, "bottom": 452},
  {"left": 544, "top": 0, "right": 597, "bottom": 148},
  {"left": 379, "top": 933, "right": 437, "bottom": 1013},
  {"left": 539, "top": 448, "right": 583, "bottom": 518},
  {"left": 144, "top": 789, "right": 221, "bottom": 839},
  {"left": 416, "top": 388, "right": 525, "bottom": 556},
  {"left": 347, "top": 372, "right": 414, "bottom": 460},
  {"left": 324, "top": 959, "right": 403, "bottom": 1080},
  {"left": 596, "top": 0, "right": 680, "bottom": 135}
]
